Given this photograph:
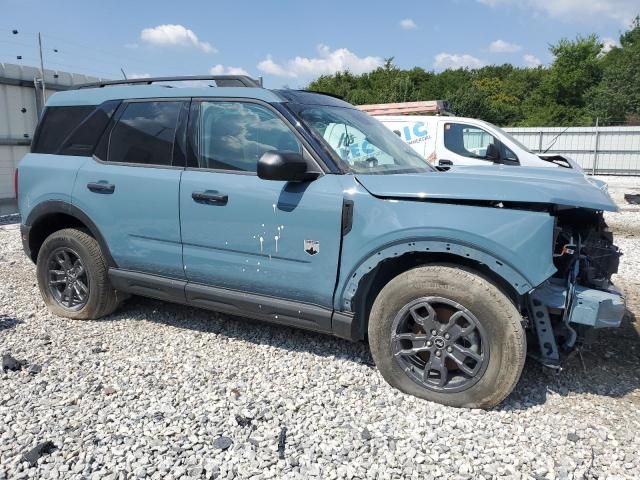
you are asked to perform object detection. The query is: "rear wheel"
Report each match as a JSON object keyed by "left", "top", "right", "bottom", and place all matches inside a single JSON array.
[
  {"left": 36, "top": 228, "right": 120, "bottom": 319},
  {"left": 368, "top": 265, "right": 526, "bottom": 408}
]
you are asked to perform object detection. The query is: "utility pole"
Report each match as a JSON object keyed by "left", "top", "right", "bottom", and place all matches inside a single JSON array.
[
  {"left": 592, "top": 117, "right": 600, "bottom": 176},
  {"left": 37, "top": 32, "right": 46, "bottom": 105}
]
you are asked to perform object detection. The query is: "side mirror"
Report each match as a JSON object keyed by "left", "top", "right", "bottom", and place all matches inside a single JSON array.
[
  {"left": 485, "top": 143, "right": 501, "bottom": 163},
  {"left": 257, "top": 151, "right": 320, "bottom": 182}
]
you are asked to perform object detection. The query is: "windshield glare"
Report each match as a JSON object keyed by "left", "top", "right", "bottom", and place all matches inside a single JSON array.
[{"left": 297, "top": 105, "right": 435, "bottom": 174}]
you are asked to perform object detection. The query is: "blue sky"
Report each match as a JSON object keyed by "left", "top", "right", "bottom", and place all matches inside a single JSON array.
[{"left": 1, "top": 0, "right": 637, "bottom": 88}]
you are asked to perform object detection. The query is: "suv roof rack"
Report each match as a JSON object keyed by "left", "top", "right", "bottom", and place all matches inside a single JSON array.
[{"left": 76, "top": 75, "right": 262, "bottom": 89}]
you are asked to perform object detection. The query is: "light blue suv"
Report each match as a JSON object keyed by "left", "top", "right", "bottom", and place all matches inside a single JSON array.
[{"left": 17, "top": 75, "right": 625, "bottom": 408}]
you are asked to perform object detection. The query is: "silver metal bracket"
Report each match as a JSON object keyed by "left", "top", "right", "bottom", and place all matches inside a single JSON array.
[{"left": 528, "top": 292, "right": 560, "bottom": 367}]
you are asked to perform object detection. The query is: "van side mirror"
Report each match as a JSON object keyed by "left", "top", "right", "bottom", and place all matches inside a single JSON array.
[
  {"left": 257, "top": 151, "right": 320, "bottom": 182},
  {"left": 485, "top": 143, "right": 501, "bottom": 163}
]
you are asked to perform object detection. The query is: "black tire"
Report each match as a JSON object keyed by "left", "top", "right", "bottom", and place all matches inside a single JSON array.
[
  {"left": 36, "top": 228, "right": 120, "bottom": 320},
  {"left": 368, "top": 265, "right": 526, "bottom": 409}
]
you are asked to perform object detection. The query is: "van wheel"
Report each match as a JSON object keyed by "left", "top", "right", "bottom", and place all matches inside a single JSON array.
[
  {"left": 36, "top": 228, "right": 120, "bottom": 320},
  {"left": 368, "top": 265, "right": 526, "bottom": 409}
]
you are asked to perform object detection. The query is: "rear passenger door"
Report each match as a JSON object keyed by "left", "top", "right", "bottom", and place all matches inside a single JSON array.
[
  {"left": 179, "top": 99, "right": 344, "bottom": 311},
  {"left": 72, "top": 99, "right": 188, "bottom": 278}
]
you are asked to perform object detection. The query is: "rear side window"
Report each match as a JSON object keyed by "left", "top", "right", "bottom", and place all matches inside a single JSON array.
[
  {"left": 108, "top": 101, "right": 182, "bottom": 166},
  {"left": 32, "top": 106, "right": 96, "bottom": 154},
  {"left": 58, "top": 101, "right": 120, "bottom": 156}
]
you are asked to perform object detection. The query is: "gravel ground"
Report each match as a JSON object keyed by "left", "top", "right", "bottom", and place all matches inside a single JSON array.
[{"left": 1, "top": 177, "right": 639, "bottom": 480}]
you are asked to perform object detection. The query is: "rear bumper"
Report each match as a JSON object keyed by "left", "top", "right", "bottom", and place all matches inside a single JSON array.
[
  {"left": 20, "top": 223, "right": 32, "bottom": 261},
  {"left": 569, "top": 284, "right": 626, "bottom": 329}
]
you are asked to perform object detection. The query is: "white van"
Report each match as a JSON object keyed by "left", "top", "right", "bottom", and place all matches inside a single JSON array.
[{"left": 374, "top": 115, "right": 581, "bottom": 170}]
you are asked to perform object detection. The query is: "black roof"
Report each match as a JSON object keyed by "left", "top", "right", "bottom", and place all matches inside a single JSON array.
[{"left": 274, "top": 89, "right": 356, "bottom": 108}]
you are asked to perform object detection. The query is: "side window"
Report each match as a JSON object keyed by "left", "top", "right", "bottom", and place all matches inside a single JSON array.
[
  {"left": 198, "top": 101, "right": 301, "bottom": 172},
  {"left": 108, "top": 101, "right": 182, "bottom": 166},
  {"left": 503, "top": 145, "right": 518, "bottom": 162},
  {"left": 32, "top": 106, "right": 96, "bottom": 154},
  {"left": 58, "top": 100, "right": 120, "bottom": 156},
  {"left": 444, "top": 123, "right": 497, "bottom": 159}
]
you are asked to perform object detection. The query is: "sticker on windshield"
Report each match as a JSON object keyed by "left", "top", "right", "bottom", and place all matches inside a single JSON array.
[{"left": 304, "top": 239, "right": 319, "bottom": 256}]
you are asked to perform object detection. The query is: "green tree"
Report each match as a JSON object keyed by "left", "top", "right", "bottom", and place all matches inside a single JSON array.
[
  {"left": 306, "top": 21, "right": 640, "bottom": 127},
  {"left": 587, "top": 16, "right": 640, "bottom": 125}
]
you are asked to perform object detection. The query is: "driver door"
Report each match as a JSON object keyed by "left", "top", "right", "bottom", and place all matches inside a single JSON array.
[
  {"left": 179, "top": 99, "right": 344, "bottom": 314},
  {"left": 437, "top": 120, "right": 518, "bottom": 167}
]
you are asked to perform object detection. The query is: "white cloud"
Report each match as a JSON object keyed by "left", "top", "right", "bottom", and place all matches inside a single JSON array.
[
  {"left": 400, "top": 18, "right": 417, "bottom": 30},
  {"left": 257, "top": 44, "right": 384, "bottom": 78},
  {"left": 477, "top": 0, "right": 637, "bottom": 25},
  {"left": 140, "top": 24, "right": 217, "bottom": 53},
  {"left": 601, "top": 37, "right": 619, "bottom": 53},
  {"left": 257, "top": 56, "right": 293, "bottom": 77},
  {"left": 433, "top": 53, "right": 485, "bottom": 70},
  {"left": 129, "top": 73, "right": 151, "bottom": 79},
  {"left": 523, "top": 54, "right": 542, "bottom": 67},
  {"left": 209, "top": 64, "right": 250, "bottom": 76},
  {"left": 489, "top": 39, "right": 522, "bottom": 53}
]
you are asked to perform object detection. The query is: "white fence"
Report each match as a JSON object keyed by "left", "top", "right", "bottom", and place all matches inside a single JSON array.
[{"left": 505, "top": 126, "right": 640, "bottom": 175}]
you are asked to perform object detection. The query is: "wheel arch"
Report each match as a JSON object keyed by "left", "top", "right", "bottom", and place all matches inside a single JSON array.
[
  {"left": 337, "top": 240, "right": 531, "bottom": 341},
  {"left": 24, "top": 200, "right": 117, "bottom": 267}
]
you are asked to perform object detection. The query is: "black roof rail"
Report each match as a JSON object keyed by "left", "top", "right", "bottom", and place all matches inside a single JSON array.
[{"left": 76, "top": 75, "right": 262, "bottom": 89}]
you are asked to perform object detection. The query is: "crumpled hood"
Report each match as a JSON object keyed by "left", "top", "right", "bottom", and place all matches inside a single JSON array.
[{"left": 355, "top": 165, "right": 618, "bottom": 212}]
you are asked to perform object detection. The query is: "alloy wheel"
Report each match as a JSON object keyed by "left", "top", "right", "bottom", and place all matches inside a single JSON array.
[
  {"left": 46, "top": 247, "right": 89, "bottom": 311},
  {"left": 391, "top": 296, "right": 489, "bottom": 393}
]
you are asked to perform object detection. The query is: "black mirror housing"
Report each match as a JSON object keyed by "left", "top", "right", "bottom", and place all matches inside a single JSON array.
[
  {"left": 257, "top": 151, "right": 320, "bottom": 182},
  {"left": 485, "top": 143, "right": 501, "bottom": 162}
]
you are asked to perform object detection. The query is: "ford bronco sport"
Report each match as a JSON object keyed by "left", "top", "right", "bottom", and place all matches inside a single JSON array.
[{"left": 17, "top": 75, "right": 625, "bottom": 408}]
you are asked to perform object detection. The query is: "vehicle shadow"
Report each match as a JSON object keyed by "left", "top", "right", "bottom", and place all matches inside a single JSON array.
[
  {"left": 107, "top": 297, "right": 640, "bottom": 410},
  {"left": 108, "top": 296, "right": 374, "bottom": 364}
]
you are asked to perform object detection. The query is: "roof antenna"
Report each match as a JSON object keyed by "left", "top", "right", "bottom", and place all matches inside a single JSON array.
[
  {"left": 258, "top": 76, "right": 264, "bottom": 87},
  {"left": 120, "top": 68, "right": 128, "bottom": 80}
]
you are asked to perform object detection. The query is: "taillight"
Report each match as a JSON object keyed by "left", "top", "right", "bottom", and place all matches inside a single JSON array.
[{"left": 14, "top": 168, "right": 18, "bottom": 200}]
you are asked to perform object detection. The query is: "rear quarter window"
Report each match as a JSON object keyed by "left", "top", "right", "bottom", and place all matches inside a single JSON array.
[
  {"left": 31, "top": 101, "right": 120, "bottom": 156},
  {"left": 31, "top": 106, "right": 96, "bottom": 154}
]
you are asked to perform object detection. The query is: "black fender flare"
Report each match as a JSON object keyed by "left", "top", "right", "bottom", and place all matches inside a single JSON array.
[
  {"left": 338, "top": 239, "right": 532, "bottom": 313},
  {"left": 24, "top": 200, "right": 117, "bottom": 267}
]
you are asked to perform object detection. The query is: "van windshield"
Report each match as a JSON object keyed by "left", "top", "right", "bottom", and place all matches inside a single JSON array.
[
  {"left": 490, "top": 124, "right": 533, "bottom": 154},
  {"left": 296, "top": 105, "right": 435, "bottom": 174}
]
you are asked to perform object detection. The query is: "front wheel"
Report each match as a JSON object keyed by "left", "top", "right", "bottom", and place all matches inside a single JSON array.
[{"left": 368, "top": 265, "right": 526, "bottom": 409}]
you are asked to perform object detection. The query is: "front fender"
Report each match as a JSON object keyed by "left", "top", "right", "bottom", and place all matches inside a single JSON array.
[{"left": 334, "top": 180, "right": 557, "bottom": 312}]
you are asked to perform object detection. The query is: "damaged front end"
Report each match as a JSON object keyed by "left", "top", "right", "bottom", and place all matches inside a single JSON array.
[{"left": 527, "top": 207, "right": 625, "bottom": 368}]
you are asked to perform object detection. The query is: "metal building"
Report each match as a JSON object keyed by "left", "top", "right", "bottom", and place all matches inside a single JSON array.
[{"left": 0, "top": 63, "right": 101, "bottom": 214}]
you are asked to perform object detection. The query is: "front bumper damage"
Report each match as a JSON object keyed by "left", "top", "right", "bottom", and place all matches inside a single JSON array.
[{"left": 527, "top": 279, "right": 626, "bottom": 367}]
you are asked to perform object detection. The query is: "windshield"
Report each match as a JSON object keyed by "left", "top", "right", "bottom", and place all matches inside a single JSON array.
[
  {"left": 490, "top": 124, "right": 533, "bottom": 154},
  {"left": 296, "top": 105, "right": 435, "bottom": 174}
]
